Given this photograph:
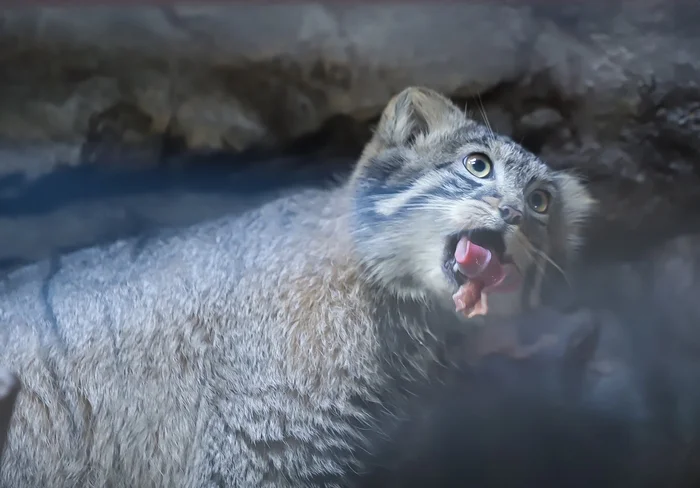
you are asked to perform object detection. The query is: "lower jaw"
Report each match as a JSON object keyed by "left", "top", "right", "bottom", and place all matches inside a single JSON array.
[
  {"left": 444, "top": 259, "right": 523, "bottom": 318},
  {"left": 453, "top": 283, "right": 488, "bottom": 318}
]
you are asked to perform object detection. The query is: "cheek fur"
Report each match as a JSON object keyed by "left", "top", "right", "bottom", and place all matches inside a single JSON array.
[
  {"left": 381, "top": 212, "right": 448, "bottom": 272},
  {"left": 505, "top": 231, "right": 535, "bottom": 272},
  {"left": 505, "top": 219, "right": 554, "bottom": 274}
]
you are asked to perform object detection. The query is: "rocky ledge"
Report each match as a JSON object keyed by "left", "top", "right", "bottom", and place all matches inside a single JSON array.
[{"left": 0, "top": 0, "right": 699, "bottom": 266}]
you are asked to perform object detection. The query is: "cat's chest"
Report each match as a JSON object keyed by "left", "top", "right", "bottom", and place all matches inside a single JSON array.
[{"left": 374, "top": 302, "right": 461, "bottom": 367}]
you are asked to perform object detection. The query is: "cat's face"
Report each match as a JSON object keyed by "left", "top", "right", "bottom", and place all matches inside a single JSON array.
[{"left": 350, "top": 87, "right": 594, "bottom": 313}]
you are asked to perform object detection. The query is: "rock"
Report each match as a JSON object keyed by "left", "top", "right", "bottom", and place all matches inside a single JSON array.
[
  {"left": 0, "top": 2, "right": 696, "bottom": 163},
  {"left": 519, "top": 108, "right": 563, "bottom": 133},
  {"left": 0, "top": 0, "right": 698, "bottom": 265},
  {"left": 80, "top": 101, "right": 169, "bottom": 169}
]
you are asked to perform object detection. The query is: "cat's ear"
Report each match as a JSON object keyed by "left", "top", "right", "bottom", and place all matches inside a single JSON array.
[{"left": 373, "top": 86, "right": 465, "bottom": 149}]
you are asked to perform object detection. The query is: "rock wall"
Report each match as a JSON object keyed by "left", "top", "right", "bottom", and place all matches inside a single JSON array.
[{"left": 0, "top": 1, "right": 699, "bottom": 265}]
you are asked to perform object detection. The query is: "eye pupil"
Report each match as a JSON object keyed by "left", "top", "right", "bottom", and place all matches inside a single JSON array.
[
  {"left": 529, "top": 190, "right": 550, "bottom": 213},
  {"left": 463, "top": 153, "right": 492, "bottom": 178}
]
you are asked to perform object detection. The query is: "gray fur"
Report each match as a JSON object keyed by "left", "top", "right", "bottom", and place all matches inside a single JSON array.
[{"left": 0, "top": 87, "right": 594, "bottom": 487}]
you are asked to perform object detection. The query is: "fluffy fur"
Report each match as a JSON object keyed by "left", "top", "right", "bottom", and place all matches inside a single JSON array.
[{"left": 0, "top": 87, "right": 594, "bottom": 487}]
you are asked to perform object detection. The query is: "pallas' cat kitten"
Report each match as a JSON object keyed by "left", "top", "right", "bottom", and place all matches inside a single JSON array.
[{"left": 0, "top": 87, "right": 594, "bottom": 487}]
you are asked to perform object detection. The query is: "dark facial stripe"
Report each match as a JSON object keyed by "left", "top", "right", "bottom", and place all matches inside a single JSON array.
[
  {"left": 360, "top": 151, "right": 407, "bottom": 184},
  {"left": 434, "top": 160, "right": 456, "bottom": 170},
  {"left": 353, "top": 131, "right": 516, "bottom": 227}
]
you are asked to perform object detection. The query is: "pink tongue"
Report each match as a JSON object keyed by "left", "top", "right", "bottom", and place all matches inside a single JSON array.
[
  {"left": 452, "top": 237, "right": 522, "bottom": 318},
  {"left": 454, "top": 237, "right": 521, "bottom": 293}
]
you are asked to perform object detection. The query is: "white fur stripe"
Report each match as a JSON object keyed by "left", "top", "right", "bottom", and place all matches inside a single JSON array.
[{"left": 374, "top": 172, "right": 448, "bottom": 216}]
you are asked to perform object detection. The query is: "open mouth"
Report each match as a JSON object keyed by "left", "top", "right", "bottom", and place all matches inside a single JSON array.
[{"left": 443, "top": 229, "right": 522, "bottom": 318}]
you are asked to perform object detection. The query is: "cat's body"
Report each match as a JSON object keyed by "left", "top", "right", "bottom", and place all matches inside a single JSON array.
[
  {"left": 0, "top": 187, "right": 427, "bottom": 487},
  {"left": 0, "top": 87, "right": 593, "bottom": 487}
]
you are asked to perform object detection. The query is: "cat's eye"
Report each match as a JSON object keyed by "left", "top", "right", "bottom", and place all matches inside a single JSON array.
[
  {"left": 528, "top": 189, "right": 551, "bottom": 213},
  {"left": 463, "top": 153, "right": 493, "bottom": 178}
]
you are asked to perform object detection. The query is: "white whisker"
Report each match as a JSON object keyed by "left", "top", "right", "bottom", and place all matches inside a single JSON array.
[
  {"left": 476, "top": 93, "right": 494, "bottom": 140},
  {"left": 515, "top": 230, "right": 571, "bottom": 287},
  {"left": 513, "top": 233, "right": 547, "bottom": 276}
]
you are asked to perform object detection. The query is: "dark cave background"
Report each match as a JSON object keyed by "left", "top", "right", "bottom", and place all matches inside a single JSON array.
[{"left": 2, "top": 0, "right": 700, "bottom": 486}]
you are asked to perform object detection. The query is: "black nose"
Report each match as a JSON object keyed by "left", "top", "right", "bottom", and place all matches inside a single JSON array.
[{"left": 499, "top": 205, "right": 523, "bottom": 226}]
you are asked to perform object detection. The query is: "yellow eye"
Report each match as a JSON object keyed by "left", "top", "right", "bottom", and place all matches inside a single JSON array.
[
  {"left": 528, "top": 189, "right": 551, "bottom": 214},
  {"left": 463, "top": 153, "right": 493, "bottom": 178}
]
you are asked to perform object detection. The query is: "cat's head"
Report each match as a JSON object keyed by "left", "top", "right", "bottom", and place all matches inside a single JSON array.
[{"left": 348, "top": 86, "right": 595, "bottom": 313}]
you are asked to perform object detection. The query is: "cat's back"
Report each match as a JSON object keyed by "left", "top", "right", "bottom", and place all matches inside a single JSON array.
[
  {"left": 0, "top": 186, "right": 342, "bottom": 350},
  {"left": 0, "top": 186, "right": 353, "bottom": 487}
]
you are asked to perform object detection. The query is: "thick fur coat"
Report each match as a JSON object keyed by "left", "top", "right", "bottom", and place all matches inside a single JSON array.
[{"left": 0, "top": 87, "right": 593, "bottom": 487}]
